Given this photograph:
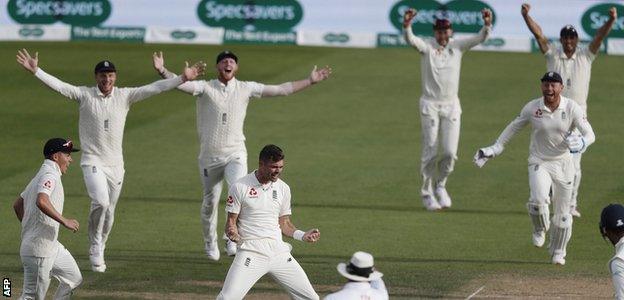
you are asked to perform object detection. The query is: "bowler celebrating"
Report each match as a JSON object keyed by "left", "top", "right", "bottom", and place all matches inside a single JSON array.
[
  {"left": 217, "top": 145, "right": 320, "bottom": 300},
  {"left": 17, "top": 49, "right": 205, "bottom": 272},
  {"left": 521, "top": 3, "right": 617, "bottom": 217},
  {"left": 475, "top": 72, "right": 595, "bottom": 265},
  {"left": 403, "top": 8, "right": 492, "bottom": 210}
]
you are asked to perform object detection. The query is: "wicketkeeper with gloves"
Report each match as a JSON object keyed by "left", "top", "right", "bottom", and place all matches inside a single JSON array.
[{"left": 474, "top": 71, "right": 595, "bottom": 265}]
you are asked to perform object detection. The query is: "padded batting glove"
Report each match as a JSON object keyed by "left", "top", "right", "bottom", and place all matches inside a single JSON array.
[{"left": 566, "top": 135, "right": 586, "bottom": 153}]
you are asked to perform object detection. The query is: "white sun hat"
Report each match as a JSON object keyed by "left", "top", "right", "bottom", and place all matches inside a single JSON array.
[{"left": 336, "top": 251, "right": 383, "bottom": 282}]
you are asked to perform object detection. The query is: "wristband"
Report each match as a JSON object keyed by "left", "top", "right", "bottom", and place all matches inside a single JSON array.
[{"left": 293, "top": 230, "right": 305, "bottom": 241}]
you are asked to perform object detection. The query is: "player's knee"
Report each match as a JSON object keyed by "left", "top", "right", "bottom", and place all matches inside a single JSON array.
[
  {"left": 551, "top": 213, "right": 573, "bottom": 228},
  {"left": 527, "top": 201, "right": 548, "bottom": 215},
  {"left": 68, "top": 273, "right": 83, "bottom": 290}
]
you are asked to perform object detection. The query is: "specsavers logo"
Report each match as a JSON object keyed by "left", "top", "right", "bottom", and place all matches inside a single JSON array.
[
  {"left": 389, "top": 0, "right": 496, "bottom": 34},
  {"left": 581, "top": 3, "right": 624, "bottom": 38},
  {"left": 171, "top": 30, "right": 197, "bottom": 40},
  {"left": 323, "top": 33, "right": 349, "bottom": 43},
  {"left": 197, "top": 0, "right": 303, "bottom": 31},
  {"left": 8, "top": 0, "right": 111, "bottom": 26}
]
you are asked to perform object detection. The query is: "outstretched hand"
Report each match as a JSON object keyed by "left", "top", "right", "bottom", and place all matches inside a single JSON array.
[
  {"left": 16, "top": 48, "right": 39, "bottom": 74},
  {"left": 521, "top": 3, "right": 530, "bottom": 17},
  {"left": 610, "top": 7, "right": 618, "bottom": 20},
  {"left": 182, "top": 61, "right": 206, "bottom": 81},
  {"left": 309, "top": 65, "right": 331, "bottom": 84},
  {"left": 403, "top": 8, "right": 417, "bottom": 28},
  {"left": 482, "top": 8, "right": 492, "bottom": 26},
  {"left": 303, "top": 228, "right": 320, "bottom": 243},
  {"left": 153, "top": 51, "right": 165, "bottom": 73}
]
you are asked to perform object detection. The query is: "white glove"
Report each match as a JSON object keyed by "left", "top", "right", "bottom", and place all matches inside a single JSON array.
[
  {"left": 566, "top": 135, "right": 585, "bottom": 153},
  {"left": 473, "top": 144, "right": 504, "bottom": 168}
]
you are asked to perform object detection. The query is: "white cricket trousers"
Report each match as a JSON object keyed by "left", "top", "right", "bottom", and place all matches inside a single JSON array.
[
  {"left": 528, "top": 157, "right": 574, "bottom": 256},
  {"left": 217, "top": 250, "right": 318, "bottom": 300},
  {"left": 419, "top": 99, "right": 461, "bottom": 197},
  {"left": 82, "top": 165, "right": 125, "bottom": 252},
  {"left": 571, "top": 151, "right": 582, "bottom": 208},
  {"left": 20, "top": 244, "right": 82, "bottom": 300},
  {"left": 199, "top": 151, "right": 247, "bottom": 246}
]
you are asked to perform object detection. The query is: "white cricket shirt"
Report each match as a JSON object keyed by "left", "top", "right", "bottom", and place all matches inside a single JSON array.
[
  {"left": 19, "top": 159, "right": 64, "bottom": 257},
  {"left": 226, "top": 171, "right": 291, "bottom": 243},
  {"left": 324, "top": 280, "right": 389, "bottom": 300},
  {"left": 495, "top": 96, "right": 595, "bottom": 164},
  {"left": 34, "top": 68, "right": 184, "bottom": 167},
  {"left": 404, "top": 25, "right": 491, "bottom": 103},
  {"left": 175, "top": 78, "right": 264, "bottom": 160},
  {"left": 610, "top": 237, "right": 624, "bottom": 300},
  {"left": 545, "top": 46, "right": 595, "bottom": 111}
]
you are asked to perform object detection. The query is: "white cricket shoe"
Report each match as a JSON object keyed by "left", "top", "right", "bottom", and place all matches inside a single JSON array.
[
  {"left": 89, "top": 245, "right": 106, "bottom": 272},
  {"left": 570, "top": 206, "right": 581, "bottom": 218},
  {"left": 225, "top": 239, "right": 237, "bottom": 256},
  {"left": 435, "top": 187, "right": 452, "bottom": 209},
  {"left": 532, "top": 231, "right": 545, "bottom": 247},
  {"left": 205, "top": 242, "right": 220, "bottom": 261},
  {"left": 422, "top": 195, "right": 442, "bottom": 211},
  {"left": 552, "top": 253, "right": 566, "bottom": 265}
]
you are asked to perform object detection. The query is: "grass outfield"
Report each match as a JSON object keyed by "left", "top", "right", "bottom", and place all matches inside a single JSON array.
[{"left": 1, "top": 41, "right": 623, "bottom": 298}]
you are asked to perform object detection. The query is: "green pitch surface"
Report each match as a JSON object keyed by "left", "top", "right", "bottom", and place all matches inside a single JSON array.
[{"left": 1, "top": 41, "right": 623, "bottom": 299}]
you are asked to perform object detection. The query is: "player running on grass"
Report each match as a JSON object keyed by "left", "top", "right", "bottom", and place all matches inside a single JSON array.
[
  {"left": 403, "top": 7, "right": 492, "bottom": 211},
  {"left": 521, "top": 3, "right": 617, "bottom": 217},
  {"left": 475, "top": 72, "right": 595, "bottom": 265},
  {"left": 152, "top": 50, "right": 331, "bottom": 260},
  {"left": 16, "top": 49, "right": 205, "bottom": 272}
]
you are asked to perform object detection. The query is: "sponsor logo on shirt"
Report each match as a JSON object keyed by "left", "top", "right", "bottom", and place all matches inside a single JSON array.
[
  {"left": 226, "top": 195, "right": 234, "bottom": 206},
  {"left": 248, "top": 187, "right": 258, "bottom": 198},
  {"left": 534, "top": 108, "right": 543, "bottom": 118},
  {"left": 272, "top": 190, "right": 278, "bottom": 200},
  {"left": 43, "top": 180, "right": 53, "bottom": 190},
  {"left": 561, "top": 111, "right": 566, "bottom": 120}
]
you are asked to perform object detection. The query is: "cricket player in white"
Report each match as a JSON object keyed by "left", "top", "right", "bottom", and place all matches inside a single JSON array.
[
  {"left": 16, "top": 49, "right": 205, "bottom": 272},
  {"left": 12, "top": 138, "right": 82, "bottom": 299},
  {"left": 599, "top": 203, "right": 624, "bottom": 299},
  {"left": 324, "top": 251, "right": 388, "bottom": 300},
  {"left": 403, "top": 8, "right": 492, "bottom": 211},
  {"left": 152, "top": 51, "right": 331, "bottom": 260},
  {"left": 475, "top": 72, "right": 595, "bottom": 265},
  {"left": 217, "top": 144, "right": 320, "bottom": 300},
  {"left": 522, "top": 4, "right": 617, "bottom": 217}
]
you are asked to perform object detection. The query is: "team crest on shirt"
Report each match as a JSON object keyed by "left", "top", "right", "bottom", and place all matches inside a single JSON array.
[
  {"left": 561, "top": 111, "right": 566, "bottom": 120},
  {"left": 248, "top": 188, "right": 258, "bottom": 198}
]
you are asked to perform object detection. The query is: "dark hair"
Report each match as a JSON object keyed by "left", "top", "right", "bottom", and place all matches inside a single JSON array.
[
  {"left": 45, "top": 154, "right": 54, "bottom": 160},
  {"left": 259, "top": 144, "right": 284, "bottom": 163}
]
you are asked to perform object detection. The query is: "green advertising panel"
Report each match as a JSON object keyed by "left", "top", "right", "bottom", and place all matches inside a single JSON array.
[
  {"left": 8, "top": 0, "right": 111, "bottom": 26},
  {"left": 389, "top": 0, "right": 496, "bottom": 34},
  {"left": 581, "top": 3, "right": 624, "bottom": 38},
  {"left": 197, "top": 0, "right": 303, "bottom": 32}
]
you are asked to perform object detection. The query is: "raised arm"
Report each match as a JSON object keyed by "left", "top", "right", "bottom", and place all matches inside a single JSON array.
[
  {"left": 589, "top": 7, "right": 617, "bottom": 54},
  {"left": 278, "top": 215, "right": 320, "bottom": 243},
  {"left": 456, "top": 9, "right": 493, "bottom": 52},
  {"left": 261, "top": 65, "right": 331, "bottom": 97},
  {"left": 402, "top": 8, "right": 428, "bottom": 52},
  {"left": 13, "top": 196, "right": 24, "bottom": 221},
  {"left": 152, "top": 51, "right": 197, "bottom": 95},
  {"left": 17, "top": 49, "right": 83, "bottom": 101},
  {"left": 36, "top": 193, "right": 79, "bottom": 232},
  {"left": 521, "top": 3, "right": 549, "bottom": 54},
  {"left": 128, "top": 60, "right": 206, "bottom": 104}
]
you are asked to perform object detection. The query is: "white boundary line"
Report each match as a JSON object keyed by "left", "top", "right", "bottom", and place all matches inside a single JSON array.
[{"left": 465, "top": 285, "right": 485, "bottom": 300}]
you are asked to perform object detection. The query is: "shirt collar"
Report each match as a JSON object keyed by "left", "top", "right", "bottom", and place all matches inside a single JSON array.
[
  {"left": 217, "top": 77, "right": 237, "bottom": 91},
  {"left": 540, "top": 96, "right": 567, "bottom": 113},
  {"left": 616, "top": 236, "right": 624, "bottom": 250},
  {"left": 95, "top": 86, "right": 115, "bottom": 98},
  {"left": 557, "top": 47, "right": 577, "bottom": 60},
  {"left": 343, "top": 282, "right": 371, "bottom": 289},
  {"left": 43, "top": 159, "right": 62, "bottom": 176}
]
